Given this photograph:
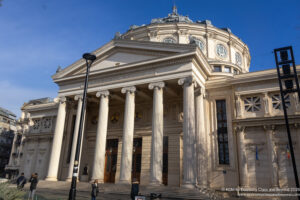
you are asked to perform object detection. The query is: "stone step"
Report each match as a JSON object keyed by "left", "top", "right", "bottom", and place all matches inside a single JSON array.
[{"left": 30, "top": 180, "right": 217, "bottom": 200}]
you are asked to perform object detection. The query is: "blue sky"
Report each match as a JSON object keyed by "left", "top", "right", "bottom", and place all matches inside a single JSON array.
[{"left": 0, "top": 0, "right": 299, "bottom": 117}]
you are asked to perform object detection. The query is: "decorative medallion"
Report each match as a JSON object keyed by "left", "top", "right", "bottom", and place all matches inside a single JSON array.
[
  {"left": 110, "top": 112, "right": 120, "bottom": 124},
  {"left": 216, "top": 44, "right": 227, "bottom": 58}
]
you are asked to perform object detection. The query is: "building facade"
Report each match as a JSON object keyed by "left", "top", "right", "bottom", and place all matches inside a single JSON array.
[
  {"left": 0, "top": 107, "right": 16, "bottom": 177},
  {"left": 9, "top": 7, "right": 300, "bottom": 190}
]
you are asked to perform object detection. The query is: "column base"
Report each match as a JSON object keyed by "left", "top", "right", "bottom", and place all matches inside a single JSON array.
[
  {"left": 65, "top": 178, "right": 72, "bottom": 182},
  {"left": 149, "top": 180, "right": 163, "bottom": 186},
  {"left": 181, "top": 183, "right": 196, "bottom": 189},
  {"left": 117, "top": 180, "right": 131, "bottom": 185},
  {"left": 44, "top": 177, "right": 58, "bottom": 181}
]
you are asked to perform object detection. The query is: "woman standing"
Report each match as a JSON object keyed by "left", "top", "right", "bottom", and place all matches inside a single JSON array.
[{"left": 91, "top": 179, "right": 99, "bottom": 200}]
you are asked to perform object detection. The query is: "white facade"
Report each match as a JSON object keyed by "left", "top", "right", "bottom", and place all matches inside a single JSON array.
[{"left": 8, "top": 8, "right": 300, "bottom": 192}]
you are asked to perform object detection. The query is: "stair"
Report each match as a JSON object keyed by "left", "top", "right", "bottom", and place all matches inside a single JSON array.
[{"left": 31, "top": 180, "right": 220, "bottom": 200}]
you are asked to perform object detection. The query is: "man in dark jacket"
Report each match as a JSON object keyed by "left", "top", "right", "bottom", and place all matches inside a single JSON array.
[
  {"left": 16, "top": 172, "right": 27, "bottom": 189},
  {"left": 91, "top": 179, "right": 99, "bottom": 200},
  {"left": 131, "top": 178, "right": 139, "bottom": 200},
  {"left": 28, "top": 173, "right": 38, "bottom": 200}
]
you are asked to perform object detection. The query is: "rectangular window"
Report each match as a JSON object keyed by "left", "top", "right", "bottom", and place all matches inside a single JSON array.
[
  {"left": 224, "top": 66, "right": 231, "bottom": 73},
  {"left": 233, "top": 69, "right": 238, "bottom": 74},
  {"left": 214, "top": 65, "right": 222, "bottom": 72},
  {"left": 216, "top": 100, "right": 229, "bottom": 164}
]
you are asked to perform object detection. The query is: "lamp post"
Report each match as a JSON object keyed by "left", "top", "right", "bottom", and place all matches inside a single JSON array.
[{"left": 69, "top": 53, "right": 96, "bottom": 200}]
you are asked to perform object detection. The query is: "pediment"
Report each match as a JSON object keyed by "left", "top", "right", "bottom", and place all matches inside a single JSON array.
[
  {"left": 52, "top": 40, "right": 197, "bottom": 81},
  {"left": 73, "top": 49, "right": 162, "bottom": 75}
]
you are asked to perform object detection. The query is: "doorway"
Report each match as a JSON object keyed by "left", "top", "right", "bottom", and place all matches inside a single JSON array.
[
  {"left": 104, "top": 139, "right": 118, "bottom": 183},
  {"left": 132, "top": 138, "right": 142, "bottom": 183}
]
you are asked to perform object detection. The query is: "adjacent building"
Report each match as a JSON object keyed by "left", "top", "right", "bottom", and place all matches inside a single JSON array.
[
  {"left": 0, "top": 107, "right": 16, "bottom": 177},
  {"left": 8, "top": 7, "right": 300, "bottom": 192}
]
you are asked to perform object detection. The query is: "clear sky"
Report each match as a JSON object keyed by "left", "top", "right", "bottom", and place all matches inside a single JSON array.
[{"left": 0, "top": 0, "right": 299, "bottom": 117}]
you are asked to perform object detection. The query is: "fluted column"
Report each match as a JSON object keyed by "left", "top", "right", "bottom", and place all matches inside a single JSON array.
[
  {"left": 119, "top": 86, "right": 136, "bottom": 184},
  {"left": 66, "top": 95, "right": 83, "bottom": 181},
  {"left": 178, "top": 77, "right": 197, "bottom": 188},
  {"left": 148, "top": 82, "right": 165, "bottom": 185},
  {"left": 236, "top": 126, "right": 248, "bottom": 187},
  {"left": 45, "top": 97, "right": 67, "bottom": 181},
  {"left": 91, "top": 90, "right": 110, "bottom": 182},
  {"left": 264, "top": 125, "right": 279, "bottom": 188},
  {"left": 195, "top": 87, "right": 208, "bottom": 188}
]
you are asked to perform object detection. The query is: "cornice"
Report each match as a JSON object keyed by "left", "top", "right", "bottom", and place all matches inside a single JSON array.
[
  {"left": 23, "top": 102, "right": 58, "bottom": 112},
  {"left": 54, "top": 50, "right": 196, "bottom": 84}
]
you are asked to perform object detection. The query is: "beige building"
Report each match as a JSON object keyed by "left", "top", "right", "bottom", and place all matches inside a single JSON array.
[{"left": 9, "top": 7, "right": 300, "bottom": 193}]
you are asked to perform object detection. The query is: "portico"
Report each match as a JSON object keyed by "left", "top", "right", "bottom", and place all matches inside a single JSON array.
[{"left": 45, "top": 69, "right": 205, "bottom": 188}]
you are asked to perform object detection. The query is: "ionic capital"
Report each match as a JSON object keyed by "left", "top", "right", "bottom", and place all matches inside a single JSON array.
[
  {"left": 74, "top": 95, "right": 83, "bottom": 101},
  {"left": 96, "top": 90, "right": 110, "bottom": 98},
  {"left": 263, "top": 125, "right": 276, "bottom": 132},
  {"left": 178, "top": 76, "right": 197, "bottom": 87},
  {"left": 121, "top": 86, "right": 136, "bottom": 94},
  {"left": 148, "top": 82, "right": 165, "bottom": 90},
  {"left": 234, "top": 125, "right": 245, "bottom": 134},
  {"left": 54, "top": 96, "right": 67, "bottom": 104}
]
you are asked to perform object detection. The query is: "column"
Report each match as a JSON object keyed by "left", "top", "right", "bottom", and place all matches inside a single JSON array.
[
  {"left": 148, "top": 82, "right": 165, "bottom": 185},
  {"left": 91, "top": 90, "right": 110, "bottom": 182},
  {"left": 195, "top": 87, "right": 208, "bottom": 188},
  {"left": 178, "top": 77, "right": 197, "bottom": 188},
  {"left": 119, "top": 86, "right": 136, "bottom": 184},
  {"left": 264, "top": 125, "right": 279, "bottom": 188},
  {"left": 236, "top": 126, "right": 248, "bottom": 187},
  {"left": 45, "top": 97, "right": 67, "bottom": 181},
  {"left": 66, "top": 95, "right": 83, "bottom": 181}
]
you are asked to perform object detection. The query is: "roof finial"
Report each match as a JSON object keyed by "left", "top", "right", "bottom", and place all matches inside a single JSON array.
[{"left": 172, "top": 3, "right": 177, "bottom": 15}]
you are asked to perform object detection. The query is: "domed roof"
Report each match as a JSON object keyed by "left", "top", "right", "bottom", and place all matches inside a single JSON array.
[{"left": 118, "top": 6, "right": 251, "bottom": 74}]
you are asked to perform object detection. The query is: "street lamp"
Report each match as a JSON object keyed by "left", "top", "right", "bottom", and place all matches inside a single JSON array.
[{"left": 69, "top": 53, "right": 96, "bottom": 200}]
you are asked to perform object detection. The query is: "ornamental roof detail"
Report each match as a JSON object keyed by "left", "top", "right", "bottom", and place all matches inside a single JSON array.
[{"left": 151, "top": 5, "right": 193, "bottom": 24}]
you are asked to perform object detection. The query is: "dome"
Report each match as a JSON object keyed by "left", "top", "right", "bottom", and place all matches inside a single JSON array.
[{"left": 117, "top": 6, "right": 251, "bottom": 74}]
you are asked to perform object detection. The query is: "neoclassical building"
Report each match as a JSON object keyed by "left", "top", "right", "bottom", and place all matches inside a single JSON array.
[{"left": 7, "top": 7, "right": 300, "bottom": 191}]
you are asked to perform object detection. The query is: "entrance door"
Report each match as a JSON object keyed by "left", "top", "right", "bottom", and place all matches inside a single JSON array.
[
  {"left": 104, "top": 139, "right": 118, "bottom": 183},
  {"left": 131, "top": 138, "right": 142, "bottom": 183}
]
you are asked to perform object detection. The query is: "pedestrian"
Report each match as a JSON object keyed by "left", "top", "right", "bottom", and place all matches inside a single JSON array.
[
  {"left": 131, "top": 178, "right": 139, "bottom": 200},
  {"left": 91, "top": 179, "right": 99, "bottom": 200},
  {"left": 16, "top": 172, "right": 27, "bottom": 190},
  {"left": 28, "top": 173, "right": 38, "bottom": 200}
]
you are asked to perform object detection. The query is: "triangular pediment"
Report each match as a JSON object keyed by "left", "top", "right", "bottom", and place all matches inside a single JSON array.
[
  {"left": 52, "top": 40, "right": 197, "bottom": 81},
  {"left": 73, "top": 48, "right": 165, "bottom": 75}
]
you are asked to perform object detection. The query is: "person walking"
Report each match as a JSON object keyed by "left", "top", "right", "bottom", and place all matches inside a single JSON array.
[
  {"left": 16, "top": 172, "right": 27, "bottom": 190},
  {"left": 28, "top": 173, "right": 38, "bottom": 200},
  {"left": 91, "top": 179, "right": 99, "bottom": 200},
  {"left": 131, "top": 178, "right": 139, "bottom": 200}
]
